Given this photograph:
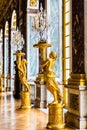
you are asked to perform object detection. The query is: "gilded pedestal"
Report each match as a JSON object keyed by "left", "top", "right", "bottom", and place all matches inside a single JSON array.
[
  {"left": 47, "top": 103, "right": 65, "bottom": 129},
  {"left": 20, "top": 91, "right": 31, "bottom": 109}
]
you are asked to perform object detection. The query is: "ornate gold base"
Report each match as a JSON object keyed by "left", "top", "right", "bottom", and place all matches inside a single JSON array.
[
  {"left": 68, "top": 73, "right": 86, "bottom": 85},
  {"left": 47, "top": 103, "right": 65, "bottom": 129},
  {"left": 20, "top": 91, "right": 31, "bottom": 109}
]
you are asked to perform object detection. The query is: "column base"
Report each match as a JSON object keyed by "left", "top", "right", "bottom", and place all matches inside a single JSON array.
[
  {"left": 20, "top": 91, "right": 31, "bottom": 109},
  {"left": 47, "top": 103, "right": 65, "bottom": 129},
  {"left": 65, "top": 84, "right": 87, "bottom": 129}
]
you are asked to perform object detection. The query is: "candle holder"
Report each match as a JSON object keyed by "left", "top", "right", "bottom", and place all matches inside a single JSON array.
[
  {"left": 12, "top": 28, "right": 24, "bottom": 51},
  {"left": 32, "top": 3, "right": 49, "bottom": 42}
]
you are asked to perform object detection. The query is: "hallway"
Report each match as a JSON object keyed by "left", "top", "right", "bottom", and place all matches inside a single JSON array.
[{"left": 0, "top": 92, "right": 74, "bottom": 130}]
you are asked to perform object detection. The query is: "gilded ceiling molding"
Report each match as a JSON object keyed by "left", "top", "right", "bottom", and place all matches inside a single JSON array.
[
  {"left": 0, "top": 0, "right": 12, "bottom": 20},
  {"left": 0, "top": 0, "right": 18, "bottom": 29}
]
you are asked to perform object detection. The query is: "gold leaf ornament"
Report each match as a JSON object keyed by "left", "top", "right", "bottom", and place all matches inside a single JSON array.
[{"left": 30, "top": 0, "right": 36, "bottom": 6}]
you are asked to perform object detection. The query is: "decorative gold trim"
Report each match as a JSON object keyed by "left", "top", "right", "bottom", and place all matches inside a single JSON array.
[
  {"left": 28, "top": 0, "right": 39, "bottom": 9},
  {"left": 33, "top": 41, "right": 52, "bottom": 49},
  {"left": 30, "top": 0, "right": 37, "bottom": 7},
  {"left": 70, "top": 73, "right": 86, "bottom": 79},
  {"left": 68, "top": 73, "right": 86, "bottom": 85}
]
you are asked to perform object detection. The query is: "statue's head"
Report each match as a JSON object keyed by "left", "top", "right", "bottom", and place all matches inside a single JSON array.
[
  {"left": 49, "top": 51, "right": 57, "bottom": 59},
  {"left": 22, "top": 59, "right": 28, "bottom": 64}
]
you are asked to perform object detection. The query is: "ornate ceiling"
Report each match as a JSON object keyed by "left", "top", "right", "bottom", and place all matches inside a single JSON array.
[
  {"left": 0, "top": 0, "right": 8, "bottom": 18},
  {"left": 0, "top": 0, "right": 12, "bottom": 25}
]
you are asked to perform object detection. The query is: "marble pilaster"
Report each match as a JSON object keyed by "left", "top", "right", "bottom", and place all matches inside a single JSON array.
[{"left": 65, "top": 85, "right": 87, "bottom": 129}]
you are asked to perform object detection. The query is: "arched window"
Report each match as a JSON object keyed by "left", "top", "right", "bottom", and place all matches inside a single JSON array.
[
  {"left": 4, "top": 21, "right": 9, "bottom": 88},
  {"left": 11, "top": 10, "right": 17, "bottom": 89}
]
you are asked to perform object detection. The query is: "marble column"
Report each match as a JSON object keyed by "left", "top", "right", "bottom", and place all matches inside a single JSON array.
[{"left": 65, "top": 0, "right": 87, "bottom": 129}]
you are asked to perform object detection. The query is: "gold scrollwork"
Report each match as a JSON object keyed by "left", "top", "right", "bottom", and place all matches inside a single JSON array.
[{"left": 30, "top": 0, "right": 37, "bottom": 7}]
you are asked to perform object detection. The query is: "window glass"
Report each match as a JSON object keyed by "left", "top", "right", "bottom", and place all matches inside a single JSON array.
[
  {"left": 29, "top": 16, "right": 38, "bottom": 77},
  {"left": 49, "top": 0, "right": 62, "bottom": 79}
]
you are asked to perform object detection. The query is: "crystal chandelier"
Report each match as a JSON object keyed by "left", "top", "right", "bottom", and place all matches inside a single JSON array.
[
  {"left": 32, "top": 3, "right": 49, "bottom": 42},
  {"left": 12, "top": 28, "right": 24, "bottom": 51}
]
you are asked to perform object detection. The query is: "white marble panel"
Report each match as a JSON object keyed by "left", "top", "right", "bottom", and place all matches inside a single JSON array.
[
  {"left": 41, "top": 84, "right": 47, "bottom": 101},
  {"left": 80, "top": 91, "right": 87, "bottom": 117},
  {"left": 30, "top": 83, "right": 36, "bottom": 103}
]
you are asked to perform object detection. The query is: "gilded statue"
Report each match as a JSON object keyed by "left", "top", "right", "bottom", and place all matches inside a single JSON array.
[
  {"left": 17, "top": 59, "right": 30, "bottom": 92},
  {"left": 41, "top": 51, "right": 63, "bottom": 104}
]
